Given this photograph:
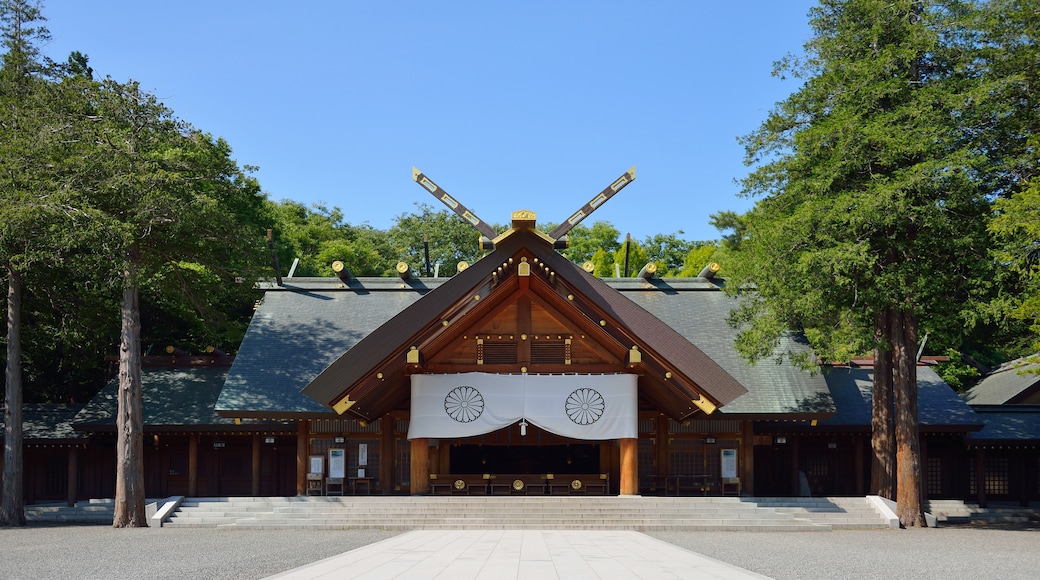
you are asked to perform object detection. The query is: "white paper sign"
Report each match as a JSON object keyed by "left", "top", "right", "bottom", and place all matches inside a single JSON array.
[
  {"left": 329, "top": 448, "right": 346, "bottom": 478},
  {"left": 721, "top": 448, "right": 737, "bottom": 479},
  {"left": 309, "top": 455, "right": 323, "bottom": 475}
]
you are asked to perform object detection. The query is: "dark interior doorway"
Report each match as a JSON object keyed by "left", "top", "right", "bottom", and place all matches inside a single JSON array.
[{"left": 449, "top": 444, "right": 599, "bottom": 474}]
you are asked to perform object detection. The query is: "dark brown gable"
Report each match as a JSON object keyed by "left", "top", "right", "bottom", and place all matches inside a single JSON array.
[
  {"left": 301, "top": 225, "right": 746, "bottom": 422},
  {"left": 426, "top": 274, "right": 628, "bottom": 373}
]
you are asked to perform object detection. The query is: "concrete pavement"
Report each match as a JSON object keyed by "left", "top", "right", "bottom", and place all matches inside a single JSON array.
[{"left": 267, "top": 529, "right": 769, "bottom": 579}]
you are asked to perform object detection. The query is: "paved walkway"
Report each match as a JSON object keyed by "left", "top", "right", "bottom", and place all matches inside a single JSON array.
[{"left": 267, "top": 529, "right": 768, "bottom": 579}]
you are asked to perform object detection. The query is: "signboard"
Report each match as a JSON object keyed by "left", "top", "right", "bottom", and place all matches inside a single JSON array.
[
  {"left": 721, "top": 448, "right": 737, "bottom": 479},
  {"left": 358, "top": 443, "right": 368, "bottom": 466},
  {"left": 329, "top": 448, "right": 346, "bottom": 479},
  {"left": 309, "top": 455, "right": 324, "bottom": 475}
]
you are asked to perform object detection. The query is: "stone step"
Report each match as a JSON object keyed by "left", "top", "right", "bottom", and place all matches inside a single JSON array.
[{"left": 164, "top": 496, "right": 866, "bottom": 531}]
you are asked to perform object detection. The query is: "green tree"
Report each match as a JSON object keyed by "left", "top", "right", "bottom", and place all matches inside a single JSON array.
[
  {"left": 990, "top": 187, "right": 1040, "bottom": 353},
  {"left": 641, "top": 232, "right": 695, "bottom": 277},
  {"left": 73, "top": 78, "right": 269, "bottom": 527},
  {"left": 387, "top": 203, "right": 493, "bottom": 277},
  {"left": 268, "top": 200, "right": 392, "bottom": 277},
  {"left": 678, "top": 244, "right": 719, "bottom": 277},
  {"left": 559, "top": 221, "right": 622, "bottom": 266},
  {"left": 725, "top": 0, "right": 991, "bottom": 527},
  {"left": 0, "top": 0, "right": 57, "bottom": 527},
  {"left": 614, "top": 235, "right": 650, "bottom": 277},
  {"left": 975, "top": 0, "right": 1040, "bottom": 355}
]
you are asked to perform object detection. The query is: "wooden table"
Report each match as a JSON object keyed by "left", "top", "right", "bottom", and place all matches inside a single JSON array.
[
  {"left": 655, "top": 474, "right": 712, "bottom": 496},
  {"left": 349, "top": 477, "right": 373, "bottom": 495}
]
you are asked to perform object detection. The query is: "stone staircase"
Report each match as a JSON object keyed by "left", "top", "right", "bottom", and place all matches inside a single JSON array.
[
  {"left": 926, "top": 499, "right": 1040, "bottom": 526},
  {"left": 755, "top": 497, "right": 894, "bottom": 529},
  {"left": 161, "top": 496, "right": 893, "bottom": 531},
  {"left": 25, "top": 498, "right": 115, "bottom": 524},
  {"left": 26, "top": 496, "right": 1034, "bottom": 529}
]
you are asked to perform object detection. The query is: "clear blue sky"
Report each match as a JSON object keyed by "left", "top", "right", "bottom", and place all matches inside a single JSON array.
[{"left": 42, "top": 1, "right": 816, "bottom": 242}]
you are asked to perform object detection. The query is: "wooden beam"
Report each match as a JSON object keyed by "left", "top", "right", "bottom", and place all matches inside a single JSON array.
[
  {"left": 549, "top": 166, "right": 636, "bottom": 240},
  {"left": 412, "top": 167, "right": 498, "bottom": 240}
]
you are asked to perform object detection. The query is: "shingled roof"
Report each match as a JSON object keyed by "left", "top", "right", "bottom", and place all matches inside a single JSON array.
[
  {"left": 216, "top": 218, "right": 887, "bottom": 422},
  {"left": 963, "top": 356, "right": 1040, "bottom": 405},
  {"left": 819, "top": 366, "right": 983, "bottom": 431},
  {"left": 1, "top": 404, "right": 86, "bottom": 442},
  {"left": 299, "top": 227, "right": 749, "bottom": 421},
  {"left": 216, "top": 277, "right": 441, "bottom": 418},
  {"left": 619, "top": 280, "right": 834, "bottom": 419},
  {"left": 78, "top": 365, "right": 292, "bottom": 431},
  {"left": 968, "top": 405, "right": 1040, "bottom": 445}
]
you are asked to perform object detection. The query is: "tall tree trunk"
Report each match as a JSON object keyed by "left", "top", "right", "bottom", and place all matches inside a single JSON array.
[
  {"left": 893, "top": 310, "right": 925, "bottom": 527},
  {"left": 112, "top": 256, "right": 146, "bottom": 527},
  {"left": 1, "top": 265, "right": 25, "bottom": 526},
  {"left": 869, "top": 309, "right": 895, "bottom": 499}
]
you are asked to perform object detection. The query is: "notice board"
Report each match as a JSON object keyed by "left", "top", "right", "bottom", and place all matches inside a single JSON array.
[
  {"left": 329, "top": 448, "right": 346, "bottom": 479},
  {"left": 721, "top": 448, "right": 737, "bottom": 478}
]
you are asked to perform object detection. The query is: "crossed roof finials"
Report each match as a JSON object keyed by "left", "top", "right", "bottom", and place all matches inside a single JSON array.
[{"left": 412, "top": 166, "right": 636, "bottom": 247}]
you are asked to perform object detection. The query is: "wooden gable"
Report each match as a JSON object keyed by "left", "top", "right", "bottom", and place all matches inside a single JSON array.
[
  {"left": 301, "top": 218, "right": 747, "bottom": 423},
  {"left": 426, "top": 265, "right": 627, "bottom": 373}
]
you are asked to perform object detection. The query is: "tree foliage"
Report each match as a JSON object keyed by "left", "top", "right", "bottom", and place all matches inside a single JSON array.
[
  {"left": 1, "top": 0, "right": 58, "bottom": 528},
  {"left": 720, "top": 0, "right": 999, "bottom": 526},
  {"left": 64, "top": 78, "right": 271, "bottom": 526},
  {"left": 387, "top": 203, "right": 496, "bottom": 277}
]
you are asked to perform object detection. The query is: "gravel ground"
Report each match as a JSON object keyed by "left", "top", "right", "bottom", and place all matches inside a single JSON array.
[
  {"left": 1, "top": 522, "right": 1038, "bottom": 579},
  {"left": 0, "top": 524, "right": 397, "bottom": 579},
  {"left": 649, "top": 523, "right": 1040, "bottom": 580}
]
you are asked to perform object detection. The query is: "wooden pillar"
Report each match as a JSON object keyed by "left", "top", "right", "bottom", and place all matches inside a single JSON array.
[
  {"left": 1019, "top": 455, "right": 1030, "bottom": 507},
  {"left": 790, "top": 435, "right": 801, "bottom": 496},
  {"left": 429, "top": 444, "right": 441, "bottom": 477},
  {"left": 920, "top": 435, "right": 929, "bottom": 502},
  {"left": 620, "top": 437, "right": 638, "bottom": 495},
  {"left": 439, "top": 441, "right": 451, "bottom": 474},
  {"left": 656, "top": 416, "right": 669, "bottom": 490},
  {"left": 296, "top": 420, "right": 309, "bottom": 496},
  {"left": 410, "top": 438, "right": 429, "bottom": 495},
  {"left": 67, "top": 446, "right": 79, "bottom": 507},
  {"left": 601, "top": 441, "right": 618, "bottom": 493},
  {"left": 854, "top": 434, "right": 865, "bottom": 496},
  {"left": 251, "top": 434, "right": 261, "bottom": 497},
  {"left": 740, "top": 421, "right": 754, "bottom": 496},
  {"left": 380, "top": 416, "right": 394, "bottom": 495},
  {"left": 188, "top": 433, "right": 198, "bottom": 497},
  {"left": 975, "top": 447, "right": 986, "bottom": 508},
  {"left": 25, "top": 454, "right": 35, "bottom": 505}
]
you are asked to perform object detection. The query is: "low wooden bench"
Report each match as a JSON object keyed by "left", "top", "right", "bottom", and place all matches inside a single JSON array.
[
  {"left": 546, "top": 474, "right": 608, "bottom": 495},
  {"left": 429, "top": 475, "right": 489, "bottom": 495},
  {"left": 489, "top": 474, "right": 545, "bottom": 495}
]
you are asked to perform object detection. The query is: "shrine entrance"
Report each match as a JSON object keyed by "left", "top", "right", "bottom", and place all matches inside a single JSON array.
[{"left": 448, "top": 443, "right": 600, "bottom": 475}]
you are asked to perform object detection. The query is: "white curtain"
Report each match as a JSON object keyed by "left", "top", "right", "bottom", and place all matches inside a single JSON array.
[{"left": 407, "top": 372, "right": 637, "bottom": 440}]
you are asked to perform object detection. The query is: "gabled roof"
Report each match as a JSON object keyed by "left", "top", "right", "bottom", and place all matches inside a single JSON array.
[
  {"left": 819, "top": 366, "right": 983, "bottom": 431},
  {"left": 1, "top": 404, "right": 86, "bottom": 442},
  {"left": 968, "top": 405, "right": 1040, "bottom": 444},
  {"left": 620, "top": 282, "right": 833, "bottom": 418},
  {"left": 78, "top": 365, "right": 293, "bottom": 430},
  {"left": 300, "top": 227, "right": 748, "bottom": 421},
  {"left": 216, "top": 277, "right": 438, "bottom": 418},
  {"left": 963, "top": 356, "right": 1040, "bottom": 405}
]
